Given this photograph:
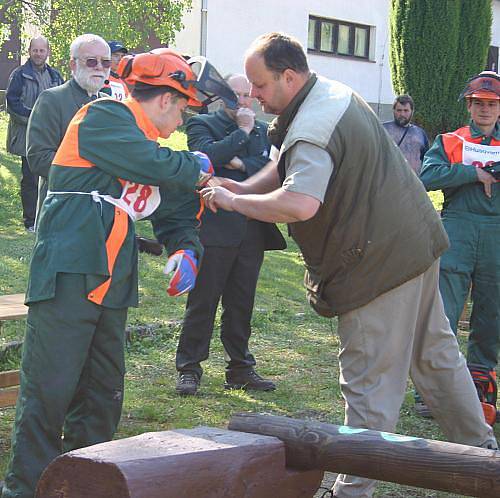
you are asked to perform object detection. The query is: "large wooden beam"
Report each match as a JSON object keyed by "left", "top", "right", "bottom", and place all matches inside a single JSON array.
[
  {"left": 0, "top": 370, "right": 20, "bottom": 408},
  {"left": 0, "top": 293, "right": 28, "bottom": 320},
  {"left": 229, "top": 413, "right": 500, "bottom": 498},
  {"left": 0, "top": 386, "right": 19, "bottom": 408},
  {"left": 0, "top": 370, "right": 20, "bottom": 388},
  {"left": 36, "top": 427, "right": 323, "bottom": 498}
]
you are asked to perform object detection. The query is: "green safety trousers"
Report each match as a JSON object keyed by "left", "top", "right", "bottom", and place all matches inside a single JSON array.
[
  {"left": 2, "top": 273, "right": 127, "bottom": 498},
  {"left": 439, "top": 211, "right": 500, "bottom": 369}
]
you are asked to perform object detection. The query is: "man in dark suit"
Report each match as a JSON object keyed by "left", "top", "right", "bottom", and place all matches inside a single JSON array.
[{"left": 176, "top": 74, "right": 286, "bottom": 395}]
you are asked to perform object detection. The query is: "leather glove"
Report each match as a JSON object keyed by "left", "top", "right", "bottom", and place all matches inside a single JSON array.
[
  {"left": 136, "top": 236, "right": 163, "bottom": 256},
  {"left": 190, "top": 151, "right": 215, "bottom": 186},
  {"left": 163, "top": 249, "right": 198, "bottom": 296}
]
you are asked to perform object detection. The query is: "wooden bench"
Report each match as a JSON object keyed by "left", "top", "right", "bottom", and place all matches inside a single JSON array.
[{"left": 0, "top": 294, "right": 28, "bottom": 408}]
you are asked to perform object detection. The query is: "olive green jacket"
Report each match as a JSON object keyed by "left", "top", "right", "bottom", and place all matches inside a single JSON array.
[
  {"left": 27, "top": 79, "right": 107, "bottom": 216},
  {"left": 277, "top": 77, "right": 449, "bottom": 316}
]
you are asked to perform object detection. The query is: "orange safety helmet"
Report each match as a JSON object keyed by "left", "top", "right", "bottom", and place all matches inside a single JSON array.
[
  {"left": 117, "top": 48, "right": 202, "bottom": 106},
  {"left": 459, "top": 71, "right": 500, "bottom": 101}
]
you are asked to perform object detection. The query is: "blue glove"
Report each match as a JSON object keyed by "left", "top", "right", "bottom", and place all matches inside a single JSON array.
[
  {"left": 163, "top": 249, "right": 198, "bottom": 296},
  {"left": 190, "top": 151, "right": 215, "bottom": 186}
]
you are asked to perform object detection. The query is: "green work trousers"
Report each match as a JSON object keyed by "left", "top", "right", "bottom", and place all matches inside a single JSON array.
[
  {"left": 2, "top": 273, "right": 127, "bottom": 498},
  {"left": 439, "top": 211, "right": 500, "bottom": 369}
]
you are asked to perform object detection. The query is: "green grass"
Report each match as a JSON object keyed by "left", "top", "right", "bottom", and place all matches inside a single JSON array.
[{"left": 0, "top": 111, "right": 495, "bottom": 497}]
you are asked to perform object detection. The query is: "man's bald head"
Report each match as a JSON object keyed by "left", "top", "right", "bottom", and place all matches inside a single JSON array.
[
  {"left": 28, "top": 36, "right": 50, "bottom": 70},
  {"left": 224, "top": 74, "right": 253, "bottom": 118}
]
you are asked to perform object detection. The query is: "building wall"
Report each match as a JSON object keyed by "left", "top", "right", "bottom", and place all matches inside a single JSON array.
[
  {"left": 492, "top": 1, "right": 500, "bottom": 70},
  {"left": 173, "top": 0, "right": 203, "bottom": 57},
  {"left": 172, "top": 0, "right": 394, "bottom": 118}
]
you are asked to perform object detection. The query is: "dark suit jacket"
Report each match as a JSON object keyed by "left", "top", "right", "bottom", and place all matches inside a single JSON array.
[{"left": 186, "top": 109, "right": 285, "bottom": 250}]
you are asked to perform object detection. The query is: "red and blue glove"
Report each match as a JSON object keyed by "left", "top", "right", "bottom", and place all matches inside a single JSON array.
[
  {"left": 163, "top": 249, "right": 198, "bottom": 297},
  {"left": 190, "top": 151, "right": 214, "bottom": 186}
]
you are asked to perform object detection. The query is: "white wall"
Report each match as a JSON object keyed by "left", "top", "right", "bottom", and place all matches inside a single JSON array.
[
  {"left": 208, "top": 0, "right": 393, "bottom": 105},
  {"left": 492, "top": 0, "right": 500, "bottom": 71},
  {"left": 173, "top": 0, "right": 500, "bottom": 111},
  {"left": 171, "top": 0, "right": 202, "bottom": 57},
  {"left": 173, "top": 0, "right": 394, "bottom": 107}
]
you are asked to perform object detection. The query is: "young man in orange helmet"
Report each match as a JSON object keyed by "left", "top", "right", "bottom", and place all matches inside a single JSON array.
[
  {"left": 1, "top": 48, "right": 233, "bottom": 498},
  {"left": 421, "top": 71, "right": 500, "bottom": 425}
]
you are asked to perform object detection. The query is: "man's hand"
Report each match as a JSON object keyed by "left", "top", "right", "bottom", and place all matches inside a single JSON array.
[
  {"left": 190, "top": 151, "right": 214, "bottom": 187},
  {"left": 224, "top": 156, "right": 246, "bottom": 171},
  {"left": 163, "top": 249, "right": 198, "bottom": 296},
  {"left": 206, "top": 177, "right": 247, "bottom": 194},
  {"left": 236, "top": 108, "right": 255, "bottom": 134},
  {"left": 200, "top": 186, "right": 236, "bottom": 213},
  {"left": 476, "top": 167, "right": 498, "bottom": 198}
]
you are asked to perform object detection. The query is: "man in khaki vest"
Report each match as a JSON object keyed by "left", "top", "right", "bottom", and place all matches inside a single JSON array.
[{"left": 202, "top": 32, "right": 497, "bottom": 498}]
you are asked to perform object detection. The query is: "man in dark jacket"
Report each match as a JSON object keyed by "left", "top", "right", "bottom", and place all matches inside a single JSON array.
[
  {"left": 27, "top": 33, "right": 110, "bottom": 221},
  {"left": 6, "top": 36, "right": 64, "bottom": 231},
  {"left": 175, "top": 74, "right": 286, "bottom": 395}
]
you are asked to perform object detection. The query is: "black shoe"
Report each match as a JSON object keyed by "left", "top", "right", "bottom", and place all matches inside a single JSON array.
[
  {"left": 224, "top": 369, "right": 276, "bottom": 391},
  {"left": 176, "top": 372, "right": 200, "bottom": 395},
  {"left": 414, "top": 400, "right": 433, "bottom": 418}
]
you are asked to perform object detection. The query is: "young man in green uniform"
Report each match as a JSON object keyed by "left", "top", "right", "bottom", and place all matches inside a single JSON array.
[
  {"left": 1, "top": 48, "right": 220, "bottom": 498},
  {"left": 420, "top": 71, "right": 500, "bottom": 424}
]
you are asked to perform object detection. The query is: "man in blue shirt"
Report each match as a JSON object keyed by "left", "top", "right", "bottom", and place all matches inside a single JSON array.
[{"left": 383, "top": 95, "right": 429, "bottom": 174}]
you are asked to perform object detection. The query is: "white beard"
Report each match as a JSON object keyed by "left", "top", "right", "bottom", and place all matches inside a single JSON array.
[{"left": 73, "top": 62, "right": 109, "bottom": 95}]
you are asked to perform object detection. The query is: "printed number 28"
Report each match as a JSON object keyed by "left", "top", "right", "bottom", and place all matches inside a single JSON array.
[{"left": 122, "top": 183, "right": 152, "bottom": 213}]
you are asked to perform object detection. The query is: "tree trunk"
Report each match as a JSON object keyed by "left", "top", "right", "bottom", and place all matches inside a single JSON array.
[{"left": 229, "top": 413, "right": 500, "bottom": 498}]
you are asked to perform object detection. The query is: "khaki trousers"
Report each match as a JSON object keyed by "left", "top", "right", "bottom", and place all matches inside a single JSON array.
[{"left": 332, "top": 260, "right": 497, "bottom": 498}]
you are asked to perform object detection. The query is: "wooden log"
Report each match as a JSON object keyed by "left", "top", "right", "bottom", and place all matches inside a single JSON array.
[
  {"left": 0, "top": 387, "right": 19, "bottom": 408},
  {"left": 36, "top": 427, "right": 323, "bottom": 498},
  {"left": 0, "top": 294, "right": 28, "bottom": 321},
  {"left": 0, "top": 370, "right": 20, "bottom": 388},
  {"left": 229, "top": 413, "right": 500, "bottom": 498}
]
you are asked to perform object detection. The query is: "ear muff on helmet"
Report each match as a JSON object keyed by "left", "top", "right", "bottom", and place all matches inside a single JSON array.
[{"left": 118, "top": 55, "right": 134, "bottom": 79}]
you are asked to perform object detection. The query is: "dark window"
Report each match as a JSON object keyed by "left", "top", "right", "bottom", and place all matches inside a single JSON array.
[
  {"left": 308, "top": 16, "right": 370, "bottom": 59},
  {"left": 487, "top": 46, "right": 498, "bottom": 72}
]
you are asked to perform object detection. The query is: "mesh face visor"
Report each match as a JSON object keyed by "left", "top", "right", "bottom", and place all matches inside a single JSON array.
[
  {"left": 187, "top": 56, "right": 238, "bottom": 110},
  {"left": 459, "top": 73, "right": 500, "bottom": 100}
]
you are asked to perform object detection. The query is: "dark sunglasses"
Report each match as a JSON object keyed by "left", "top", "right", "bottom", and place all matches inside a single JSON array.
[{"left": 80, "top": 57, "right": 112, "bottom": 69}]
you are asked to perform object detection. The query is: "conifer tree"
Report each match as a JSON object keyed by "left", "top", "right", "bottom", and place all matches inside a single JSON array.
[{"left": 389, "top": 0, "right": 492, "bottom": 137}]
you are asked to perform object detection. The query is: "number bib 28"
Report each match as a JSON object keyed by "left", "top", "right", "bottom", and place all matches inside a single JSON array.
[
  {"left": 462, "top": 140, "right": 500, "bottom": 168},
  {"left": 104, "top": 181, "right": 161, "bottom": 221}
]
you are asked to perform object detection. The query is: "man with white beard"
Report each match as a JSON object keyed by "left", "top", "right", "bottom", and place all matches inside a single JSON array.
[{"left": 27, "top": 33, "right": 111, "bottom": 219}]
